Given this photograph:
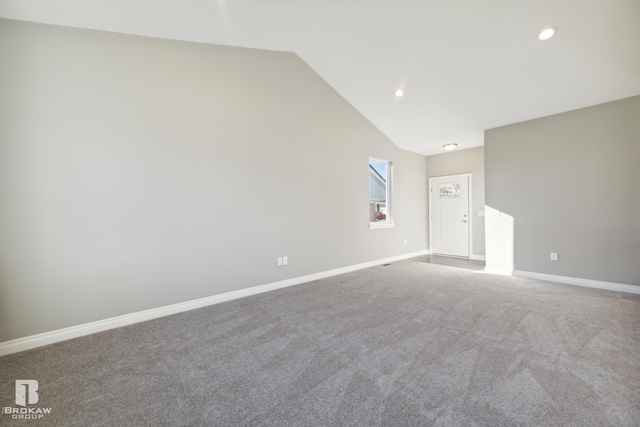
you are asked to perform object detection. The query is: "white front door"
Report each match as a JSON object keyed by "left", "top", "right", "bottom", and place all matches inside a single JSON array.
[{"left": 429, "top": 174, "right": 470, "bottom": 257}]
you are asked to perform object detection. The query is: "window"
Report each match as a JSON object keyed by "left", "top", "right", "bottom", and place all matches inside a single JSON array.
[
  {"left": 439, "top": 183, "right": 461, "bottom": 198},
  {"left": 369, "top": 158, "right": 393, "bottom": 228}
]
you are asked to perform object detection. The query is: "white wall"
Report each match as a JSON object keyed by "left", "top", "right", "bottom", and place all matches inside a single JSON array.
[{"left": 0, "top": 19, "right": 428, "bottom": 342}]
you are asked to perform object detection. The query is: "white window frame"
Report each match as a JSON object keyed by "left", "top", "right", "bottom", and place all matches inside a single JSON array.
[{"left": 369, "top": 157, "right": 394, "bottom": 229}]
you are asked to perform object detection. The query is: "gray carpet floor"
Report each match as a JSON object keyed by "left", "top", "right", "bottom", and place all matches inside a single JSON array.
[{"left": 1, "top": 261, "right": 639, "bottom": 426}]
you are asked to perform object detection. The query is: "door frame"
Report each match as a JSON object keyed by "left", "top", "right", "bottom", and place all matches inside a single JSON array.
[{"left": 428, "top": 173, "right": 472, "bottom": 258}]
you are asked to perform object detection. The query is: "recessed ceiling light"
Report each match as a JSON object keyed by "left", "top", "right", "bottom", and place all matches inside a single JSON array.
[
  {"left": 442, "top": 143, "right": 458, "bottom": 151},
  {"left": 394, "top": 89, "right": 404, "bottom": 97},
  {"left": 538, "top": 26, "right": 557, "bottom": 41}
]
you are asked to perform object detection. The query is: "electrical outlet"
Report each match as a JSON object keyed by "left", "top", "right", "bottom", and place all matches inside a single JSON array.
[
  {"left": 283, "top": 256, "right": 288, "bottom": 265},
  {"left": 550, "top": 252, "right": 558, "bottom": 261},
  {"left": 277, "top": 257, "right": 283, "bottom": 266},
  {"left": 404, "top": 239, "right": 407, "bottom": 245}
]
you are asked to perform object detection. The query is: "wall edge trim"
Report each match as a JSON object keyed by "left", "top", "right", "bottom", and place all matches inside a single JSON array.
[
  {"left": 513, "top": 270, "right": 640, "bottom": 295},
  {"left": 0, "top": 249, "right": 430, "bottom": 357}
]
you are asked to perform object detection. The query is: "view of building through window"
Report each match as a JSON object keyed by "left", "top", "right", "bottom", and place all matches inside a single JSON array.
[{"left": 369, "top": 158, "right": 390, "bottom": 223}]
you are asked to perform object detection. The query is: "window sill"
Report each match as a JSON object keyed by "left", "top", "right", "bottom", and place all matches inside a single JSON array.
[{"left": 369, "top": 222, "right": 394, "bottom": 229}]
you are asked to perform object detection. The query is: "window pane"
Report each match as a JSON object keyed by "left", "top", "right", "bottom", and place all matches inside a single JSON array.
[
  {"left": 439, "top": 183, "right": 460, "bottom": 198},
  {"left": 369, "top": 159, "right": 389, "bottom": 222}
]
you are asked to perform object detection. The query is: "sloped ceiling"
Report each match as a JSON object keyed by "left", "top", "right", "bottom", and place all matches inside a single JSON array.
[{"left": 1, "top": 0, "right": 639, "bottom": 156}]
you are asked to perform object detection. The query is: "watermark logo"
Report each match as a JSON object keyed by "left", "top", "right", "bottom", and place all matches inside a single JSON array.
[
  {"left": 2, "top": 380, "right": 52, "bottom": 421},
  {"left": 15, "top": 380, "right": 39, "bottom": 407}
]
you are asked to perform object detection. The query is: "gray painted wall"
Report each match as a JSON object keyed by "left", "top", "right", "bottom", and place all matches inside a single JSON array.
[
  {"left": 485, "top": 96, "right": 640, "bottom": 286},
  {"left": 425, "top": 147, "right": 485, "bottom": 258},
  {"left": 0, "top": 19, "right": 427, "bottom": 342}
]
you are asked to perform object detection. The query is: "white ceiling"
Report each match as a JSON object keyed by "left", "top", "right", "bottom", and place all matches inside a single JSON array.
[{"left": 2, "top": 0, "right": 639, "bottom": 156}]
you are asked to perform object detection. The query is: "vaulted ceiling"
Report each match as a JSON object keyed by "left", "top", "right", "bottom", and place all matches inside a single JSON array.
[{"left": 2, "top": 0, "right": 639, "bottom": 155}]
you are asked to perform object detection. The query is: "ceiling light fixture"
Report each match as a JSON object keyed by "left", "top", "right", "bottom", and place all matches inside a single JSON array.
[
  {"left": 394, "top": 89, "right": 404, "bottom": 97},
  {"left": 538, "top": 26, "right": 557, "bottom": 41},
  {"left": 442, "top": 143, "right": 458, "bottom": 151}
]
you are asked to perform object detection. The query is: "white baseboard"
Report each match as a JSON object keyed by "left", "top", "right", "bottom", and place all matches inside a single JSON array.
[
  {"left": 479, "top": 267, "right": 513, "bottom": 276},
  {"left": 470, "top": 254, "right": 486, "bottom": 261},
  {"left": 513, "top": 270, "right": 640, "bottom": 295},
  {"left": 0, "top": 249, "right": 430, "bottom": 357}
]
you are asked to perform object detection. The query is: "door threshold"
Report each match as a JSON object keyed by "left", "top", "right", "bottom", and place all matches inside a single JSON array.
[{"left": 432, "top": 254, "right": 469, "bottom": 259}]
